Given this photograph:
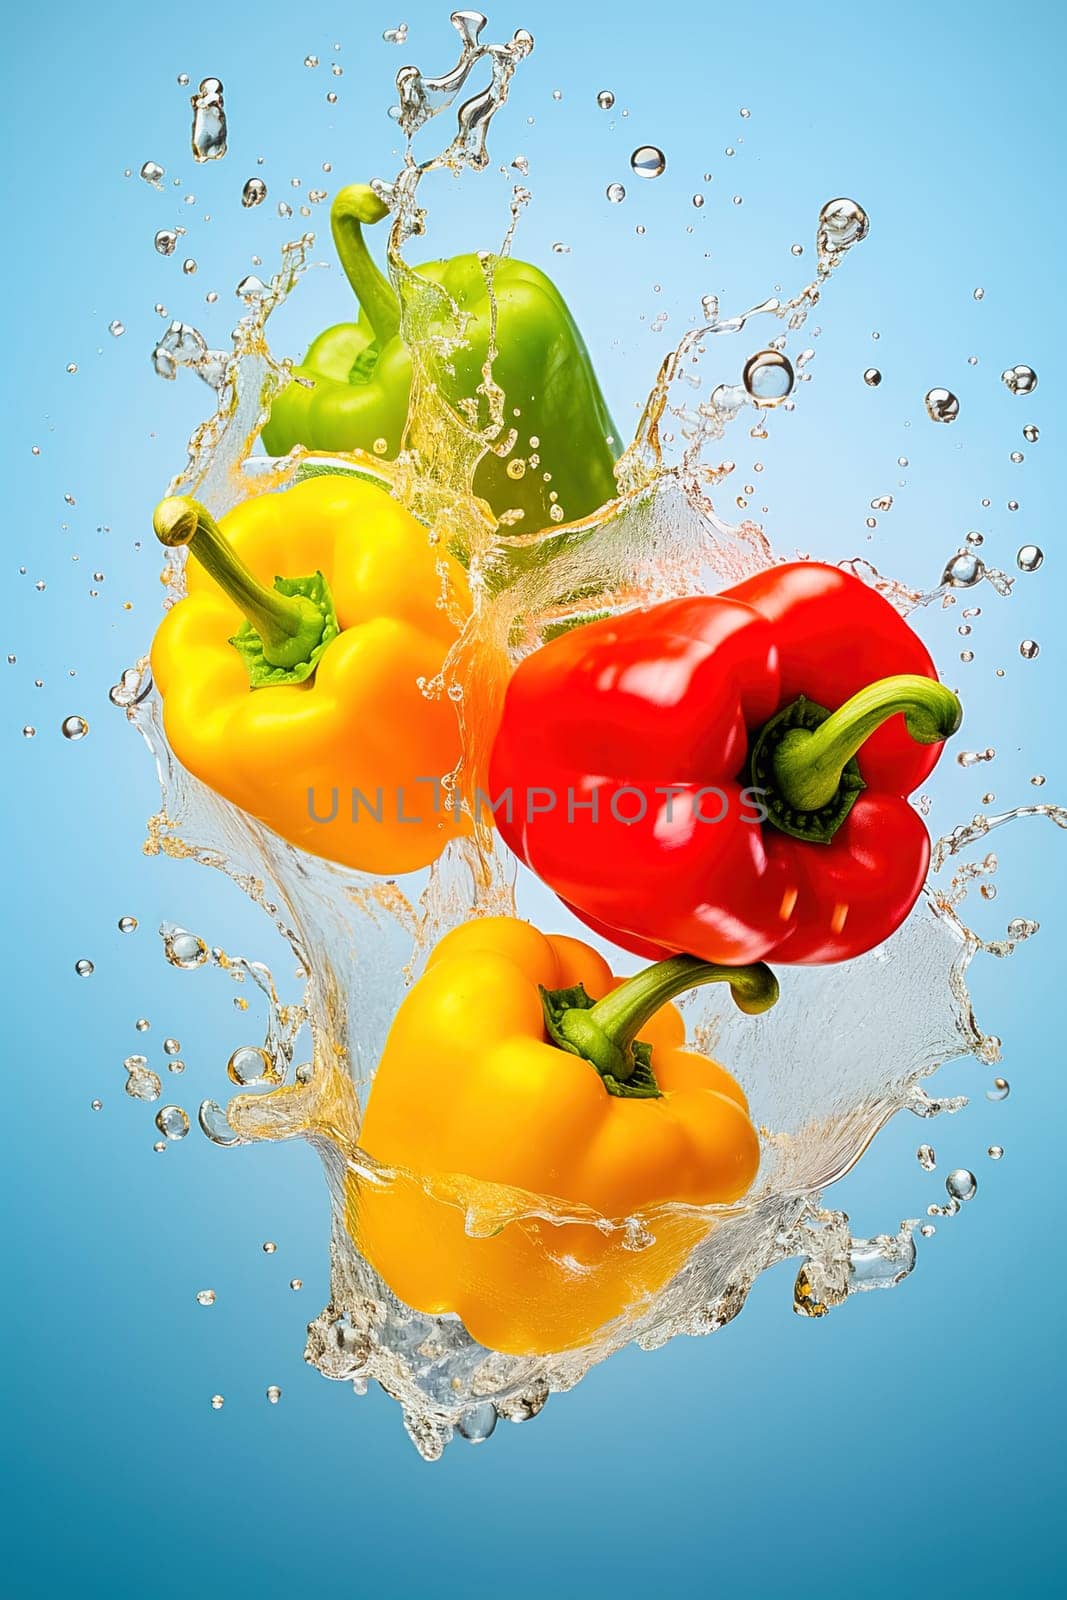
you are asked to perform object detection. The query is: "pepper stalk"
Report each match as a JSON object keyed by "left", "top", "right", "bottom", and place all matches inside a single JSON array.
[
  {"left": 153, "top": 495, "right": 339, "bottom": 687},
  {"left": 542, "top": 956, "right": 779, "bottom": 1100}
]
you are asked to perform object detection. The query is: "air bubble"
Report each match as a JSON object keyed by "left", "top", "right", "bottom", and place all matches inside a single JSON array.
[
  {"left": 597, "top": 90, "right": 615, "bottom": 109},
  {"left": 140, "top": 161, "right": 165, "bottom": 187},
  {"left": 61, "top": 715, "right": 88, "bottom": 740},
  {"left": 154, "top": 230, "right": 178, "bottom": 256},
  {"left": 118, "top": 916, "right": 138, "bottom": 933},
  {"left": 164, "top": 928, "right": 208, "bottom": 968},
  {"left": 986, "top": 1078, "right": 1010, "bottom": 1101},
  {"left": 242, "top": 178, "right": 267, "bottom": 208},
  {"left": 196, "top": 1289, "right": 216, "bottom": 1306},
  {"left": 190, "top": 78, "right": 227, "bottom": 163},
  {"left": 1016, "top": 545, "right": 1043, "bottom": 572},
  {"left": 266, "top": 1386, "right": 282, "bottom": 1404},
  {"left": 75, "top": 958, "right": 94, "bottom": 977},
  {"left": 155, "top": 1104, "right": 190, "bottom": 1141},
  {"left": 916, "top": 1144, "right": 936, "bottom": 1171},
  {"left": 863, "top": 368, "right": 881, "bottom": 387},
  {"left": 1019, "top": 639, "right": 1040, "bottom": 659}
]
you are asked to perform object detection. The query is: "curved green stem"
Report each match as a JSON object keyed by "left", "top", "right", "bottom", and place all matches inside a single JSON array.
[
  {"left": 154, "top": 496, "right": 326, "bottom": 670},
  {"left": 542, "top": 956, "right": 779, "bottom": 1099},
  {"left": 330, "top": 184, "right": 401, "bottom": 346},
  {"left": 773, "top": 674, "right": 962, "bottom": 813}
]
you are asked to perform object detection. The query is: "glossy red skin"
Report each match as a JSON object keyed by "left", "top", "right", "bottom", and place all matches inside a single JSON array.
[{"left": 488, "top": 563, "right": 944, "bottom": 965}]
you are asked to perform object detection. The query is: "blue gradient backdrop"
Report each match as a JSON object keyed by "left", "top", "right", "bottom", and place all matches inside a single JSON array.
[{"left": 3, "top": 2, "right": 1064, "bottom": 1595}]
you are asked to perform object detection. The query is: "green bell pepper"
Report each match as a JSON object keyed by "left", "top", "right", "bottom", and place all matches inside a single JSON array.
[{"left": 261, "top": 185, "right": 621, "bottom": 532}]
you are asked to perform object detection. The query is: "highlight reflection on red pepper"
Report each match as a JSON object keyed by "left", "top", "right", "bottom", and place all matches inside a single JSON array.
[{"left": 489, "top": 562, "right": 962, "bottom": 965}]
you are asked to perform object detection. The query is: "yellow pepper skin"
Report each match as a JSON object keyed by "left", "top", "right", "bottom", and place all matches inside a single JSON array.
[
  {"left": 151, "top": 476, "right": 468, "bottom": 875},
  {"left": 349, "top": 917, "right": 776, "bottom": 1356}
]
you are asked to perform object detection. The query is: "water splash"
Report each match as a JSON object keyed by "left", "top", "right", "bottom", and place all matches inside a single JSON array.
[{"left": 117, "top": 14, "right": 1058, "bottom": 1456}]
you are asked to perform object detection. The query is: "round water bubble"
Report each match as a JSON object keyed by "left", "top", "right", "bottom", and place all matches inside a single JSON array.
[
  {"left": 1002, "top": 364, "right": 1037, "bottom": 396},
  {"left": 597, "top": 90, "right": 615, "bottom": 110},
  {"left": 118, "top": 916, "right": 138, "bottom": 933},
  {"left": 262, "top": 1240, "right": 277, "bottom": 1254},
  {"left": 457, "top": 1402, "right": 498, "bottom": 1444},
  {"left": 863, "top": 368, "right": 882, "bottom": 387},
  {"left": 945, "top": 1169, "right": 977, "bottom": 1203},
  {"left": 1023, "top": 424, "right": 1039, "bottom": 443},
  {"left": 817, "top": 198, "right": 869, "bottom": 267},
  {"left": 154, "top": 229, "right": 178, "bottom": 256},
  {"left": 75, "top": 958, "right": 94, "bottom": 977},
  {"left": 61, "top": 715, "right": 88, "bottom": 740},
  {"left": 210, "top": 1394, "right": 225, "bottom": 1411},
  {"left": 942, "top": 551, "right": 983, "bottom": 588},
  {"left": 605, "top": 181, "right": 626, "bottom": 203},
  {"left": 988, "top": 1145, "right": 1004, "bottom": 1160},
  {"left": 164, "top": 928, "right": 208, "bottom": 969},
  {"left": 742, "top": 349, "right": 795, "bottom": 407},
  {"left": 925, "top": 387, "right": 960, "bottom": 424},
  {"left": 1016, "top": 545, "right": 1043, "bottom": 572},
  {"left": 196, "top": 1289, "right": 216, "bottom": 1306},
  {"left": 1019, "top": 638, "right": 1040, "bottom": 659},
  {"left": 227, "top": 1045, "right": 276, "bottom": 1086},
  {"left": 630, "top": 145, "right": 666, "bottom": 180},
  {"left": 140, "top": 160, "right": 165, "bottom": 186},
  {"left": 155, "top": 1104, "right": 190, "bottom": 1141},
  {"left": 198, "top": 1098, "right": 240, "bottom": 1145},
  {"left": 242, "top": 177, "right": 267, "bottom": 208},
  {"left": 986, "top": 1077, "right": 1010, "bottom": 1101},
  {"left": 266, "top": 1386, "right": 282, "bottom": 1404}
]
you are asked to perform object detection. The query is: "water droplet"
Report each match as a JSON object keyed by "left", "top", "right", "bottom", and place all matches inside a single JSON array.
[
  {"left": 140, "top": 160, "right": 165, "bottom": 188},
  {"left": 109, "top": 320, "right": 125, "bottom": 337},
  {"left": 943, "top": 551, "right": 983, "bottom": 588},
  {"left": 383, "top": 23, "right": 408, "bottom": 44},
  {"left": 196, "top": 1289, "right": 216, "bottom": 1306},
  {"left": 262, "top": 1240, "right": 277, "bottom": 1254},
  {"left": 1010, "top": 450, "right": 1024, "bottom": 464},
  {"left": 816, "top": 198, "right": 869, "bottom": 267},
  {"left": 22, "top": 725, "right": 36, "bottom": 738},
  {"left": 155, "top": 1104, "right": 190, "bottom": 1141},
  {"left": 66, "top": 364, "right": 77, "bottom": 375},
  {"left": 742, "top": 349, "right": 795, "bottom": 407},
  {"left": 920, "top": 1223, "right": 936, "bottom": 1237},
  {"left": 118, "top": 916, "right": 138, "bottom": 933},
  {"left": 266, "top": 1385, "right": 282, "bottom": 1404},
  {"left": 863, "top": 368, "right": 882, "bottom": 387},
  {"left": 988, "top": 1145, "right": 1004, "bottom": 1160},
  {"left": 182, "top": 258, "right": 197, "bottom": 276},
  {"left": 210, "top": 1394, "right": 225, "bottom": 1411},
  {"left": 124, "top": 1057, "right": 162, "bottom": 1103},
  {"left": 916, "top": 1144, "right": 936, "bottom": 1171},
  {"left": 1031, "top": 773, "right": 1046, "bottom": 787},
  {"left": 456, "top": 1402, "right": 498, "bottom": 1444},
  {"left": 198, "top": 1099, "right": 240, "bottom": 1145},
  {"left": 605, "top": 182, "right": 626, "bottom": 204},
  {"left": 691, "top": 193, "right": 705, "bottom": 208},
  {"left": 154, "top": 229, "right": 178, "bottom": 257},
  {"left": 551, "top": 241, "right": 571, "bottom": 254},
  {"left": 1016, "top": 544, "right": 1043, "bottom": 572},
  {"left": 304, "top": 54, "right": 319, "bottom": 67},
  {"left": 1023, "top": 424, "right": 1039, "bottom": 443},
  {"left": 597, "top": 89, "right": 615, "bottom": 110},
  {"left": 986, "top": 1077, "right": 1010, "bottom": 1101},
  {"left": 227, "top": 1045, "right": 278, "bottom": 1086},
  {"left": 973, "top": 286, "right": 985, "bottom": 300},
  {"left": 1019, "top": 638, "right": 1040, "bottom": 659},
  {"left": 75, "top": 958, "right": 94, "bottom": 977},
  {"left": 190, "top": 78, "right": 227, "bottom": 163},
  {"left": 630, "top": 145, "right": 666, "bottom": 180},
  {"left": 61, "top": 715, "right": 88, "bottom": 740},
  {"left": 732, "top": 195, "right": 743, "bottom": 205},
  {"left": 945, "top": 1169, "right": 977, "bottom": 1203},
  {"left": 242, "top": 177, "right": 267, "bottom": 208},
  {"left": 164, "top": 928, "right": 208, "bottom": 968},
  {"left": 289, "top": 1278, "right": 303, "bottom": 1291},
  {"left": 1002, "top": 364, "right": 1037, "bottom": 396},
  {"left": 90, "top": 1099, "right": 102, "bottom": 1112},
  {"left": 153, "top": 1141, "right": 166, "bottom": 1154},
  {"left": 135, "top": 1018, "right": 150, "bottom": 1033},
  {"left": 925, "top": 387, "right": 960, "bottom": 424}
]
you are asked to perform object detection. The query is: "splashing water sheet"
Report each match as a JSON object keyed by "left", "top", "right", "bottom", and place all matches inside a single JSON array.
[{"left": 56, "top": 10, "right": 1061, "bottom": 1460}]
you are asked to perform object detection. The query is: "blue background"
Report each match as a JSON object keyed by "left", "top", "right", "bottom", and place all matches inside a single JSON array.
[{"left": 3, "top": 1, "right": 1064, "bottom": 1594}]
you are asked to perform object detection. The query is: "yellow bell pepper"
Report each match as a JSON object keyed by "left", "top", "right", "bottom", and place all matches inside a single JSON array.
[
  {"left": 349, "top": 916, "right": 777, "bottom": 1356},
  {"left": 151, "top": 476, "right": 468, "bottom": 874}
]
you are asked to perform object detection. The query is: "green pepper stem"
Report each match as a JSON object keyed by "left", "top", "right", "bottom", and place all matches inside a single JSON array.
[
  {"left": 771, "top": 673, "right": 962, "bottom": 814},
  {"left": 556, "top": 956, "right": 779, "bottom": 1084},
  {"left": 153, "top": 496, "right": 326, "bottom": 669},
  {"left": 331, "top": 184, "right": 401, "bottom": 347}
]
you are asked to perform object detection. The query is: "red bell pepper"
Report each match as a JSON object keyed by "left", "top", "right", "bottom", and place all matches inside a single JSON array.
[{"left": 488, "top": 562, "right": 961, "bottom": 965}]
